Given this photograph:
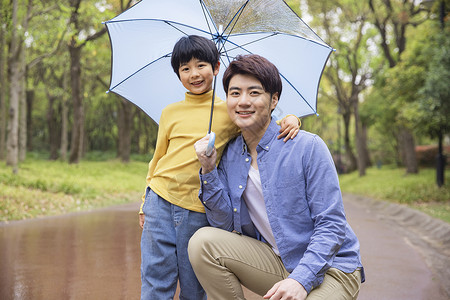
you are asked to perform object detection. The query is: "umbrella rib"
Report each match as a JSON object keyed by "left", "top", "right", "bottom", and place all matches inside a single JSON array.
[
  {"left": 222, "top": 0, "right": 249, "bottom": 39},
  {"left": 109, "top": 54, "right": 171, "bottom": 92},
  {"left": 280, "top": 73, "right": 317, "bottom": 116},
  {"left": 199, "top": 1, "right": 217, "bottom": 40},
  {"left": 106, "top": 18, "right": 211, "bottom": 36},
  {"left": 216, "top": 0, "right": 250, "bottom": 55}
]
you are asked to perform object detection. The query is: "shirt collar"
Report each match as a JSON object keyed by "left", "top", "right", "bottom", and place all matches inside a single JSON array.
[
  {"left": 257, "top": 118, "right": 279, "bottom": 152},
  {"left": 238, "top": 118, "right": 279, "bottom": 154}
]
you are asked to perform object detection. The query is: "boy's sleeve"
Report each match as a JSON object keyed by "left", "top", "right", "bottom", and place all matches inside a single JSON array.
[{"left": 139, "top": 112, "right": 169, "bottom": 214}]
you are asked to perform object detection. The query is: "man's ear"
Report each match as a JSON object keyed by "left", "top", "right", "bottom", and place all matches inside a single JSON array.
[
  {"left": 213, "top": 61, "right": 220, "bottom": 76},
  {"left": 270, "top": 93, "right": 279, "bottom": 110}
]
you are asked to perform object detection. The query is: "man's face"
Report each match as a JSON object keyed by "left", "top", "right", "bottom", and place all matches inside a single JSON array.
[
  {"left": 226, "top": 73, "right": 278, "bottom": 133},
  {"left": 178, "top": 58, "right": 219, "bottom": 95}
]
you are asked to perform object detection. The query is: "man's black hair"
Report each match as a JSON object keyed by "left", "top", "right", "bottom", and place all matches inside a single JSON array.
[{"left": 171, "top": 35, "right": 220, "bottom": 78}]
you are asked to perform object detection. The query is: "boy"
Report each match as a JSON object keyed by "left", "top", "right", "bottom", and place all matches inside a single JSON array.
[{"left": 139, "top": 36, "right": 300, "bottom": 300}]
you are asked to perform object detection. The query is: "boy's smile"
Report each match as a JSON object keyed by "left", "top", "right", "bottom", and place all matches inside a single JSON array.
[{"left": 179, "top": 58, "right": 220, "bottom": 95}]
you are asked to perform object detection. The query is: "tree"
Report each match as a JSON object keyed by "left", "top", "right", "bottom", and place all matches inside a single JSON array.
[
  {"left": 0, "top": 0, "right": 7, "bottom": 160},
  {"left": 418, "top": 28, "right": 449, "bottom": 186},
  {"left": 6, "top": 0, "right": 27, "bottom": 173},
  {"left": 67, "top": 0, "right": 108, "bottom": 163},
  {"left": 366, "top": 0, "right": 429, "bottom": 174},
  {"left": 305, "top": 0, "right": 376, "bottom": 175}
]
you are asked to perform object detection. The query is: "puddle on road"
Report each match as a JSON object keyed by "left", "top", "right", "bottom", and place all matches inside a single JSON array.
[{"left": 0, "top": 204, "right": 142, "bottom": 300}]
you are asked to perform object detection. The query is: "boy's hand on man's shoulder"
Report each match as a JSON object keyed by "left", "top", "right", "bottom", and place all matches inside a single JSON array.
[{"left": 278, "top": 114, "right": 301, "bottom": 142}]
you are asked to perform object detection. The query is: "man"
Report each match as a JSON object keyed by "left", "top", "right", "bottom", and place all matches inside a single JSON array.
[{"left": 190, "top": 54, "right": 364, "bottom": 300}]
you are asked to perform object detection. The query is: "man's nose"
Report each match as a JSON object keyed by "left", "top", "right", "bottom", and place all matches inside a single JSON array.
[{"left": 238, "top": 93, "right": 251, "bottom": 106}]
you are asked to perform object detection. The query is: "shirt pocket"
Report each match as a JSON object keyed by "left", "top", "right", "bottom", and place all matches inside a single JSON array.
[{"left": 272, "top": 182, "right": 309, "bottom": 216}]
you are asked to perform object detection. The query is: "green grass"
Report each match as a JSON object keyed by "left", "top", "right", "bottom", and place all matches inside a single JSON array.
[
  {"left": 339, "top": 166, "right": 450, "bottom": 223},
  {"left": 0, "top": 157, "right": 149, "bottom": 221},
  {"left": 1, "top": 157, "right": 449, "bottom": 224}
]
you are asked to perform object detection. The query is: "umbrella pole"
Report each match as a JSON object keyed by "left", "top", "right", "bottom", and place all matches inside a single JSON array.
[{"left": 208, "top": 75, "right": 218, "bottom": 134}]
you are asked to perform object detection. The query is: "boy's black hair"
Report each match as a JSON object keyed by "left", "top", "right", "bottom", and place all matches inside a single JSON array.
[{"left": 171, "top": 35, "right": 220, "bottom": 78}]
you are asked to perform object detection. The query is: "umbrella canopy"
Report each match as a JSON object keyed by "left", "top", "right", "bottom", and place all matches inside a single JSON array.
[{"left": 104, "top": 0, "right": 333, "bottom": 124}]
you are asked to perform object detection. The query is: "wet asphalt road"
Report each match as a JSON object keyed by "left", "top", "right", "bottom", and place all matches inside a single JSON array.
[{"left": 1, "top": 195, "right": 448, "bottom": 300}]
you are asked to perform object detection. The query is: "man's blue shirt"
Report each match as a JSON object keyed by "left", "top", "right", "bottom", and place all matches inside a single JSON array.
[{"left": 199, "top": 119, "right": 364, "bottom": 293}]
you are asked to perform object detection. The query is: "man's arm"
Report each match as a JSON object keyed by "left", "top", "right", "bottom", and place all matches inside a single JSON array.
[
  {"left": 288, "top": 135, "right": 348, "bottom": 293},
  {"left": 194, "top": 135, "right": 234, "bottom": 231}
]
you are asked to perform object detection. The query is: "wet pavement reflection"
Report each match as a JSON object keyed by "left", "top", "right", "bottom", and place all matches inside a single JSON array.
[{"left": 0, "top": 203, "right": 142, "bottom": 300}]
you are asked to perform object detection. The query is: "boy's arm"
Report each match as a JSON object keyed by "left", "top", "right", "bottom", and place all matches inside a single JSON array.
[
  {"left": 277, "top": 114, "right": 301, "bottom": 142},
  {"left": 139, "top": 114, "right": 169, "bottom": 218}
]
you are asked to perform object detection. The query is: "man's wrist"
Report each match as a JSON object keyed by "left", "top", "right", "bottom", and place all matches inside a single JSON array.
[{"left": 201, "top": 166, "right": 214, "bottom": 174}]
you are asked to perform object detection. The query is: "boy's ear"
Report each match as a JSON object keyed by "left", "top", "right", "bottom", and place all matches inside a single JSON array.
[{"left": 213, "top": 62, "right": 220, "bottom": 76}]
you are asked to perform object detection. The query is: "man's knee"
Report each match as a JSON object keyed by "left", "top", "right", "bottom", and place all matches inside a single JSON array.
[{"left": 188, "top": 227, "right": 218, "bottom": 264}]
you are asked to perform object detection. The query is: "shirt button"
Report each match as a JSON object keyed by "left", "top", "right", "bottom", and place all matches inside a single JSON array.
[
  {"left": 239, "top": 185, "right": 243, "bottom": 189},
  {"left": 203, "top": 180, "right": 208, "bottom": 184},
  {"left": 233, "top": 208, "right": 237, "bottom": 212},
  {"left": 265, "top": 146, "right": 269, "bottom": 149},
  {"left": 245, "top": 158, "right": 249, "bottom": 162},
  {"left": 203, "top": 201, "right": 207, "bottom": 204}
]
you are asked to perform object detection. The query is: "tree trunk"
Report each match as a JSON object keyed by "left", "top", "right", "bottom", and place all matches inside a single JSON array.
[
  {"left": 436, "top": 130, "right": 445, "bottom": 187},
  {"left": 26, "top": 90, "right": 33, "bottom": 151},
  {"left": 6, "top": 0, "right": 22, "bottom": 173},
  {"left": 19, "top": 84, "right": 27, "bottom": 162},
  {"left": 47, "top": 95, "right": 59, "bottom": 160},
  {"left": 398, "top": 126, "right": 418, "bottom": 174},
  {"left": 0, "top": 0, "right": 6, "bottom": 160},
  {"left": 353, "top": 98, "right": 366, "bottom": 176},
  {"left": 60, "top": 97, "right": 68, "bottom": 161},
  {"left": 342, "top": 111, "right": 357, "bottom": 172},
  {"left": 68, "top": 44, "right": 84, "bottom": 164},
  {"left": 117, "top": 99, "right": 132, "bottom": 163},
  {"left": 361, "top": 122, "right": 372, "bottom": 168}
]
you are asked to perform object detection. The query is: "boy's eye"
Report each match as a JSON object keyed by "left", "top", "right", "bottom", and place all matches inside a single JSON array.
[{"left": 180, "top": 67, "right": 189, "bottom": 72}]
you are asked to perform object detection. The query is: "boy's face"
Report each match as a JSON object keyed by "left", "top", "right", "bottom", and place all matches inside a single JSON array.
[
  {"left": 178, "top": 58, "right": 220, "bottom": 95},
  {"left": 226, "top": 73, "right": 278, "bottom": 133}
]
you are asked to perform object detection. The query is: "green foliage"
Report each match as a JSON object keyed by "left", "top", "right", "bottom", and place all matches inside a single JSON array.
[
  {"left": 0, "top": 155, "right": 148, "bottom": 221},
  {"left": 417, "top": 28, "right": 450, "bottom": 138},
  {"left": 339, "top": 166, "right": 450, "bottom": 222}
]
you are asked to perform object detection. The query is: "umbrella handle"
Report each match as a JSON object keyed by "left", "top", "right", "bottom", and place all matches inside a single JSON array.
[{"left": 205, "top": 132, "right": 216, "bottom": 157}]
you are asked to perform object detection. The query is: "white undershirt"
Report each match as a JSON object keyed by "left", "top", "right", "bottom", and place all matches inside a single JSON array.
[{"left": 243, "top": 166, "right": 280, "bottom": 255}]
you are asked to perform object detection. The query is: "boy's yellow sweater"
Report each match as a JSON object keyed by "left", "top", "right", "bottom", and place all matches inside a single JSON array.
[{"left": 141, "top": 90, "right": 239, "bottom": 213}]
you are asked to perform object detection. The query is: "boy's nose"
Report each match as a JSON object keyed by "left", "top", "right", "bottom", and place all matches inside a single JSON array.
[{"left": 190, "top": 68, "right": 200, "bottom": 77}]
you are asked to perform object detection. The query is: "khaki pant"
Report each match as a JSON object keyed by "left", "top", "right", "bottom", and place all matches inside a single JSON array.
[{"left": 188, "top": 227, "right": 361, "bottom": 300}]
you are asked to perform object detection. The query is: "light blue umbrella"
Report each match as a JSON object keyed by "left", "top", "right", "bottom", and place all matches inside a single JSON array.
[{"left": 104, "top": 0, "right": 333, "bottom": 126}]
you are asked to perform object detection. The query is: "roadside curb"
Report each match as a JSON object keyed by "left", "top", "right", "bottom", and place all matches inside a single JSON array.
[{"left": 343, "top": 193, "right": 450, "bottom": 298}]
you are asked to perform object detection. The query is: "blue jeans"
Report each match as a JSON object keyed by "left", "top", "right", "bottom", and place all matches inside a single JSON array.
[{"left": 140, "top": 189, "right": 208, "bottom": 300}]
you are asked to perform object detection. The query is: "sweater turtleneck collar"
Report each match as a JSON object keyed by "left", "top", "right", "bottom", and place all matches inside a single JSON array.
[{"left": 184, "top": 90, "right": 217, "bottom": 104}]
